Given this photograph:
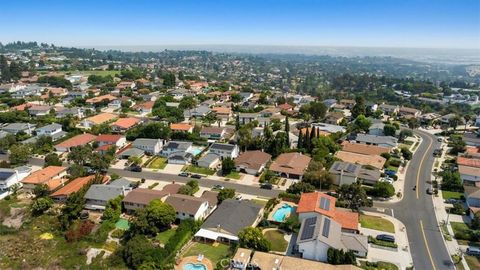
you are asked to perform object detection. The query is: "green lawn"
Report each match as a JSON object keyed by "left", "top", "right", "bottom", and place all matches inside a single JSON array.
[
  {"left": 225, "top": 171, "right": 241, "bottom": 179},
  {"left": 442, "top": 191, "right": 464, "bottom": 200},
  {"left": 156, "top": 228, "right": 176, "bottom": 244},
  {"left": 114, "top": 219, "right": 130, "bottom": 230},
  {"left": 360, "top": 215, "right": 395, "bottom": 233},
  {"left": 450, "top": 222, "right": 480, "bottom": 246},
  {"left": 465, "top": 255, "right": 480, "bottom": 270},
  {"left": 184, "top": 242, "right": 230, "bottom": 265},
  {"left": 263, "top": 230, "right": 288, "bottom": 252},
  {"left": 148, "top": 157, "right": 167, "bottom": 169},
  {"left": 386, "top": 166, "right": 399, "bottom": 172},
  {"left": 183, "top": 166, "right": 216, "bottom": 175},
  {"left": 251, "top": 199, "right": 268, "bottom": 206}
]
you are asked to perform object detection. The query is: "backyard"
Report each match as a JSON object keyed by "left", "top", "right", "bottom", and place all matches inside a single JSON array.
[
  {"left": 156, "top": 228, "right": 176, "bottom": 244},
  {"left": 360, "top": 214, "right": 395, "bottom": 233},
  {"left": 183, "top": 165, "right": 216, "bottom": 175},
  {"left": 263, "top": 229, "right": 288, "bottom": 252},
  {"left": 183, "top": 242, "right": 231, "bottom": 265},
  {"left": 147, "top": 157, "right": 167, "bottom": 170}
]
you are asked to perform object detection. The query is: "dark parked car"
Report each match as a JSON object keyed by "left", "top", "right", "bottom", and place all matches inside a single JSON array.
[
  {"left": 260, "top": 183, "right": 273, "bottom": 190},
  {"left": 384, "top": 170, "right": 397, "bottom": 177},
  {"left": 178, "top": 172, "right": 190, "bottom": 177},
  {"left": 444, "top": 198, "right": 458, "bottom": 204},
  {"left": 126, "top": 165, "right": 142, "bottom": 172},
  {"left": 191, "top": 174, "right": 202, "bottom": 179},
  {"left": 212, "top": 184, "right": 224, "bottom": 190},
  {"left": 376, "top": 234, "right": 395, "bottom": 243},
  {"left": 426, "top": 187, "right": 434, "bottom": 195}
]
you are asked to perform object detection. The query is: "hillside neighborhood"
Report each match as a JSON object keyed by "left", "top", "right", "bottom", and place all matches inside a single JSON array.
[{"left": 0, "top": 43, "right": 479, "bottom": 270}]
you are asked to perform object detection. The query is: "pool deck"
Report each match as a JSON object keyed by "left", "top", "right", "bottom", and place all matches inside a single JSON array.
[
  {"left": 176, "top": 256, "right": 213, "bottom": 270},
  {"left": 267, "top": 201, "right": 297, "bottom": 222}
]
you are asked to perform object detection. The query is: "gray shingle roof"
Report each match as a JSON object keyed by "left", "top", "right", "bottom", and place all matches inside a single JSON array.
[
  {"left": 164, "top": 141, "right": 192, "bottom": 151},
  {"left": 210, "top": 143, "right": 236, "bottom": 151},
  {"left": 132, "top": 138, "right": 161, "bottom": 148},
  {"left": 201, "top": 199, "right": 263, "bottom": 236}
]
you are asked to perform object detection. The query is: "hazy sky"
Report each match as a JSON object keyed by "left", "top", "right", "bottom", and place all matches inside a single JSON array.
[{"left": 2, "top": 0, "right": 479, "bottom": 49}]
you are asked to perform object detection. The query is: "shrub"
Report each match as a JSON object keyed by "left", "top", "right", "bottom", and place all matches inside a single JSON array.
[
  {"left": 65, "top": 220, "right": 95, "bottom": 242},
  {"left": 278, "top": 192, "right": 300, "bottom": 203},
  {"left": 111, "top": 229, "right": 125, "bottom": 239}
]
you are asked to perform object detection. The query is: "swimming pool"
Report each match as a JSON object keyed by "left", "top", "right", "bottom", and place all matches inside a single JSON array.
[
  {"left": 272, "top": 203, "right": 294, "bottom": 222},
  {"left": 183, "top": 263, "right": 207, "bottom": 270},
  {"left": 191, "top": 149, "right": 202, "bottom": 156}
]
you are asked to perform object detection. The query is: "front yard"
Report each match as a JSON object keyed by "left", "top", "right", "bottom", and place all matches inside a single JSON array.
[
  {"left": 451, "top": 222, "right": 480, "bottom": 246},
  {"left": 183, "top": 242, "right": 231, "bottom": 265},
  {"left": 224, "top": 171, "right": 241, "bottom": 179},
  {"left": 147, "top": 157, "right": 167, "bottom": 169},
  {"left": 263, "top": 229, "right": 288, "bottom": 252},
  {"left": 442, "top": 191, "right": 464, "bottom": 200},
  {"left": 183, "top": 165, "right": 216, "bottom": 175},
  {"left": 360, "top": 214, "right": 395, "bottom": 233}
]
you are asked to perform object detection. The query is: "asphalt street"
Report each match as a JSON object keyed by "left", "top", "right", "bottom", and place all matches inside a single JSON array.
[{"left": 375, "top": 130, "right": 454, "bottom": 270}]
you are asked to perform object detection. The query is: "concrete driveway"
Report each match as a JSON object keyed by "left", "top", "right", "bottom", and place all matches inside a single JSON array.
[{"left": 163, "top": 164, "right": 184, "bottom": 174}]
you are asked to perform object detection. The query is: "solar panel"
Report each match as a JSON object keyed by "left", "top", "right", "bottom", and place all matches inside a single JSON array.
[
  {"left": 319, "top": 197, "right": 331, "bottom": 210},
  {"left": 300, "top": 216, "right": 317, "bottom": 240},
  {"left": 322, "top": 218, "right": 331, "bottom": 238},
  {"left": 347, "top": 164, "right": 357, "bottom": 173}
]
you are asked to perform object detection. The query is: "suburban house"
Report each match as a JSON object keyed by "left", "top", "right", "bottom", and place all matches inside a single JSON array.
[
  {"left": 354, "top": 134, "right": 398, "bottom": 149},
  {"left": 54, "top": 133, "right": 97, "bottom": 152},
  {"left": 161, "top": 141, "right": 193, "bottom": 157},
  {"left": 328, "top": 161, "right": 380, "bottom": 186},
  {"left": 50, "top": 175, "right": 109, "bottom": 202},
  {"left": 398, "top": 106, "right": 421, "bottom": 117},
  {"left": 165, "top": 194, "right": 210, "bottom": 220},
  {"left": 116, "top": 81, "right": 136, "bottom": 90},
  {"left": 463, "top": 133, "right": 480, "bottom": 147},
  {"left": 95, "top": 134, "right": 127, "bottom": 148},
  {"left": 56, "top": 107, "right": 84, "bottom": 118},
  {"left": 208, "top": 143, "right": 240, "bottom": 159},
  {"left": 194, "top": 199, "right": 264, "bottom": 243},
  {"left": 21, "top": 166, "right": 68, "bottom": 192},
  {"left": 212, "top": 107, "right": 232, "bottom": 122},
  {"left": 111, "top": 117, "right": 142, "bottom": 133},
  {"left": 311, "top": 123, "right": 346, "bottom": 134},
  {"left": 183, "top": 106, "right": 211, "bottom": 119},
  {"left": 200, "top": 126, "right": 226, "bottom": 141},
  {"left": 84, "top": 178, "right": 133, "bottom": 210},
  {"left": 297, "top": 215, "right": 368, "bottom": 262},
  {"left": 168, "top": 151, "right": 194, "bottom": 165},
  {"left": 200, "top": 190, "right": 219, "bottom": 214},
  {"left": 0, "top": 167, "right": 32, "bottom": 191},
  {"left": 459, "top": 165, "right": 480, "bottom": 184},
  {"left": 132, "top": 138, "right": 164, "bottom": 155},
  {"left": 238, "top": 113, "right": 258, "bottom": 124},
  {"left": 80, "top": 112, "right": 117, "bottom": 128},
  {"left": 234, "top": 150, "right": 272, "bottom": 175},
  {"left": 368, "top": 122, "right": 385, "bottom": 136},
  {"left": 170, "top": 123, "right": 194, "bottom": 133},
  {"left": 341, "top": 141, "right": 390, "bottom": 156},
  {"left": 378, "top": 104, "right": 399, "bottom": 116},
  {"left": 122, "top": 184, "right": 181, "bottom": 213},
  {"left": 35, "top": 123, "right": 66, "bottom": 140},
  {"left": 269, "top": 152, "right": 311, "bottom": 180},
  {"left": 465, "top": 184, "right": 480, "bottom": 219},
  {"left": 28, "top": 105, "right": 52, "bottom": 116},
  {"left": 86, "top": 94, "right": 117, "bottom": 105},
  {"left": 2, "top": 123, "right": 36, "bottom": 135},
  {"left": 325, "top": 112, "right": 345, "bottom": 125},
  {"left": 339, "top": 99, "right": 356, "bottom": 109},
  {"left": 466, "top": 146, "right": 480, "bottom": 159},
  {"left": 241, "top": 250, "right": 361, "bottom": 270},
  {"left": 334, "top": 151, "right": 386, "bottom": 170},
  {"left": 297, "top": 192, "right": 360, "bottom": 233},
  {"left": 197, "top": 153, "right": 221, "bottom": 169},
  {"left": 133, "top": 101, "right": 154, "bottom": 115}
]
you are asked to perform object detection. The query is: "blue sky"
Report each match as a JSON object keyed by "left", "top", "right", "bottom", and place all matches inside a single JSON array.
[{"left": 1, "top": 0, "right": 479, "bottom": 49}]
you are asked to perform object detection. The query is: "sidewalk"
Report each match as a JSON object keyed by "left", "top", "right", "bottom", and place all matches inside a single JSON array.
[
  {"left": 431, "top": 141, "right": 470, "bottom": 270},
  {"left": 360, "top": 211, "right": 414, "bottom": 269}
]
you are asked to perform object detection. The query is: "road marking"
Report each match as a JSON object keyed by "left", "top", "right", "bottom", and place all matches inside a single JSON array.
[
  {"left": 416, "top": 133, "right": 433, "bottom": 199},
  {"left": 420, "top": 220, "right": 436, "bottom": 270}
]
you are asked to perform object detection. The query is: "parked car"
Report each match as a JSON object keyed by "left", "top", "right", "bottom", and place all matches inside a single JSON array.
[
  {"left": 466, "top": 247, "right": 480, "bottom": 256},
  {"left": 191, "top": 174, "right": 202, "bottom": 179},
  {"left": 260, "top": 183, "right": 273, "bottom": 190},
  {"left": 433, "top": 149, "right": 442, "bottom": 157},
  {"left": 426, "top": 187, "right": 434, "bottom": 195},
  {"left": 437, "top": 137, "right": 443, "bottom": 142},
  {"left": 212, "top": 184, "right": 224, "bottom": 190},
  {"left": 130, "top": 165, "right": 142, "bottom": 172},
  {"left": 384, "top": 170, "right": 397, "bottom": 177},
  {"left": 376, "top": 234, "right": 395, "bottom": 243},
  {"left": 178, "top": 172, "right": 190, "bottom": 177},
  {"left": 444, "top": 198, "right": 458, "bottom": 204}
]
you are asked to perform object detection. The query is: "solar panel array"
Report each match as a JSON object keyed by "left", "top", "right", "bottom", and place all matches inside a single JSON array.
[
  {"left": 300, "top": 216, "right": 317, "bottom": 240},
  {"left": 346, "top": 164, "right": 357, "bottom": 173},
  {"left": 319, "top": 197, "right": 331, "bottom": 210},
  {"left": 0, "top": 171, "right": 14, "bottom": 181},
  {"left": 322, "top": 218, "right": 331, "bottom": 238}
]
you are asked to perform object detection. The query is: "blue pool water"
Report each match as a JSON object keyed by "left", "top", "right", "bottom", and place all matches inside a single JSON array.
[
  {"left": 192, "top": 149, "right": 202, "bottom": 156},
  {"left": 272, "top": 203, "right": 294, "bottom": 222},
  {"left": 183, "top": 263, "right": 207, "bottom": 270}
]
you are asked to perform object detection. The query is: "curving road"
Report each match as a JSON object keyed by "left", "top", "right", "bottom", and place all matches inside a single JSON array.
[{"left": 375, "top": 130, "right": 454, "bottom": 270}]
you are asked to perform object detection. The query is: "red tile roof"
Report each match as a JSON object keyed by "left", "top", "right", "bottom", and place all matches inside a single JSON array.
[
  {"left": 297, "top": 192, "right": 359, "bottom": 231},
  {"left": 95, "top": 134, "right": 124, "bottom": 143},
  {"left": 50, "top": 175, "right": 109, "bottom": 198},
  {"left": 457, "top": 156, "right": 480, "bottom": 168},
  {"left": 112, "top": 117, "right": 141, "bottom": 129},
  {"left": 55, "top": 133, "right": 97, "bottom": 149},
  {"left": 170, "top": 123, "right": 193, "bottom": 131},
  {"left": 278, "top": 103, "right": 293, "bottom": 110}
]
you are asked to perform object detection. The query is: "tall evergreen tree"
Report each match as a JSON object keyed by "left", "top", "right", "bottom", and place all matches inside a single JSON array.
[
  {"left": 285, "top": 116, "right": 290, "bottom": 147},
  {"left": 305, "top": 128, "right": 311, "bottom": 152},
  {"left": 235, "top": 114, "right": 240, "bottom": 130},
  {"left": 297, "top": 130, "right": 303, "bottom": 149}
]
